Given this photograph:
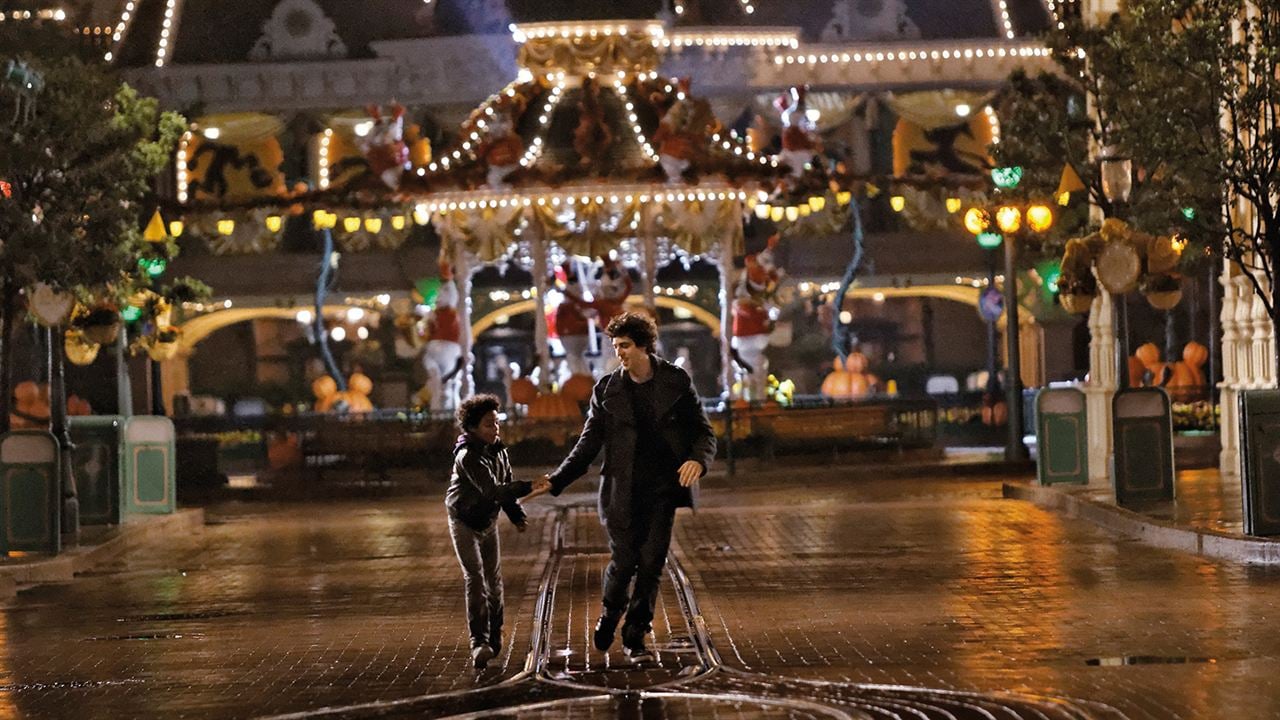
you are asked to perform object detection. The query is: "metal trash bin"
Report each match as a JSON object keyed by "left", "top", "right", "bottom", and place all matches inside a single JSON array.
[
  {"left": 1112, "top": 387, "right": 1175, "bottom": 505},
  {"left": 1035, "top": 387, "right": 1088, "bottom": 486},
  {"left": 122, "top": 416, "right": 175, "bottom": 515},
  {"left": 0, "top": 431, "right": 61, "bottom": 553},
  {"left": 1239, "top": 389, "right": 1280, "bottom": 535},
  {"left": 69, "top": 416, "right": 124, "bottom": 526}
]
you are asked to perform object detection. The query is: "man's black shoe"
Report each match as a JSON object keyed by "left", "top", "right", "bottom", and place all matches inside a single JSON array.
[
  {"left": 593, "top": 611, "right": 622, "bottom": 651},
  {"left": 621, "top": 626, "right": 654, "bottom": 663}
]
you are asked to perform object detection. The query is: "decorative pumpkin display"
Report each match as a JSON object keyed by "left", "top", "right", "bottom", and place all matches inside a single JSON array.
[
  {"left": 561, "top": 373, "right": 594, "bottom": 403},
  {"left": 820, "top": 353, "right": 878, "bottom": 400},
  {"left": 509, "top": 377, "right": 538, "bottom": 405},
  {"left": 981, "top": 397, "right": 1008, "bottom": 426},
  {"left": 526, "top": 391, "right": 582, "bottom": 419},
  {"left": 311, "top": 373, "right": 374, "bottom": 414},
  {"left": 10, "top": 381, "right": 90, "bottom": 429},
  {"left": 1168, "top": 341, "right": 1209, "bottom": 401},
  {"left": 1130, "top": 342, "right": 1173, "bottom": 387}
]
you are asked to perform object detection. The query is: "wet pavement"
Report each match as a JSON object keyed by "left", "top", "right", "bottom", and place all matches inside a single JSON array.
[{"left": 3, "top": 466, "right": 1280, "bottom": 718}]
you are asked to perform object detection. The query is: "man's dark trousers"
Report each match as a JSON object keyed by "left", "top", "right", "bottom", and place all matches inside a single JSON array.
[{"left": 602, "top": 496, "right": 677, "bottom": 632}]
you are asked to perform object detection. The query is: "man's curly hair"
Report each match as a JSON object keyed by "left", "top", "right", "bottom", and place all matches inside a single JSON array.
[
  {"left": 456, "top": 393, "right": 501, "bottom": 431},
  {"left": 605, "top": 312, "right": 658, "bottom": 354}
]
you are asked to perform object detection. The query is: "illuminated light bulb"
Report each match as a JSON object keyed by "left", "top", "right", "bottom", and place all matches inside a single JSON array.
[
  {"left": 808, "top": 196, "right": 826, "bottom": 212},
  {"left": 754, "top": 203, "right": 771, "bottom": 220},
  {"left": 798, "top": 204, "right": 812, "bottom": 217},
  {"left": 347, "top": 307, "right": 365, "bottom": 323},
  {"left": 785, "top": 206, "right": 799, "bottom": 222},
  {"left": 836, "top": 191, "right": 852, "bottom": 206},
  {"left": 977, "top": 232, "right": 1003, "bottom": 249},
  {"left": 296, "top": 310, "right": 313, "bottom": 325},
  {"left": 963, "top": 208, "right": 991, "bottom": 235},
  {"left": 1026, "top": 204, "right": 1053, "bottom": 232},
  {"left": 391, "top": 215, "right": 406, "bottom": 230},
  {"left": 995, "top": 205, "right": 1022, "bottom": 233},
  {"left": 413, "top": 209, "right": 430, "bottom": 225},
  {"left": 342, "top": 216, "right": 361, "bottom": 233},
  {"left": 1057, "top": 191, "right": 1071, "bottom": 206},
  {"left": 945, "top": 198, "right": 962, "bottom": 214},
  {"left": 168, "top": 220, "right": 184, "bottom": 237},
  {"left": 265, "top": 215, "right": 283, "bottom": 233},
  {"left": 331, "top": 327, "right": 346, "bottom": 342},
  {"left": 364, "top": 217, "right": 383, "bottom": 234},
  {"left": 356, "top": 326, "right": 370, "bottom": 340},
  {"left": 216, "top": 219, "right": 235, "bottom": 236},
  {"left": 770, "top": 206, "right": 785, "bottom": 222},
  {"left": 889, "top": 195, "right": 906, "bottom": 212}
]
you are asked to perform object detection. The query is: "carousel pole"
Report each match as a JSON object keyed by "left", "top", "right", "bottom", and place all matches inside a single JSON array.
[
  {"left": 641, "top": 205, "right": 658, "bottom": 311},
  {"left": 455, "top": 249, "right": 476, "bottom": 399},
  {"left": 718, "top": 210, "right": 741, "bottom": 478},
  {"left": 527, "top": 217, "right": 554, "bottom": 388}
]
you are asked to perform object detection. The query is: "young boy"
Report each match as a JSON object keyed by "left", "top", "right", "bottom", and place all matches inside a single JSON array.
[{"left": 446, "top": 394, "right": 546, "bottom": 669}]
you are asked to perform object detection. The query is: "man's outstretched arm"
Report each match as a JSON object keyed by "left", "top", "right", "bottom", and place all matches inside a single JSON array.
[{"left": 547, "top": 381, "right": 607, "bottom": 494}]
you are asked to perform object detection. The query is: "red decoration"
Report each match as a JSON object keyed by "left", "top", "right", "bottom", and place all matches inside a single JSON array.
[{"left": 0, "top": 180, "right": 10, "bottom": 198}]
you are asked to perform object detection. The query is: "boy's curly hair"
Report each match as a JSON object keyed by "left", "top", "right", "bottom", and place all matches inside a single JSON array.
[
  {"left": 456, "top": 394, "right": 501, "bottom": 431},
  {"left": 605, "top": 312, "right": 657, "bottom": 354}
]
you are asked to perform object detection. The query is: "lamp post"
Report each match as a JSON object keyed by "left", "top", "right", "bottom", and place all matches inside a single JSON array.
[
  {"left": 1099, "top": 148, "right": 1134, "bottom": 388},
  {"left": 965, "top": 169, "right": 1055, "bottom": 462}
]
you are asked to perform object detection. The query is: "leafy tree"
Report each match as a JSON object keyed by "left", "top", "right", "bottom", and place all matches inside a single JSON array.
[{"left": 0, "top": 25, "right": 185, "bottom": 429}]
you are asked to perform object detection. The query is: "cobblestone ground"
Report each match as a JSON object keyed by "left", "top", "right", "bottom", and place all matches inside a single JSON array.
[{"left": 1, "top": 469, "right": 1279, "bottom": 718}]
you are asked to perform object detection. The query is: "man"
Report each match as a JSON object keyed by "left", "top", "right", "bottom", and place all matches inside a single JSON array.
[{"left": 534, "top": 312, "right": 716, "bottom": 661}]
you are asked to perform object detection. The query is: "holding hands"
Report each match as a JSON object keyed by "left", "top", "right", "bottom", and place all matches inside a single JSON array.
[{"left": 526, "top": 474, "right": 553, "bottom": 499}]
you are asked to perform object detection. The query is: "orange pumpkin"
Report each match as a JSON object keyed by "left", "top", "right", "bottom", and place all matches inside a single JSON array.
[
  {"left": 348, "top": 373, "right": 373, "bottom": 396},
  {"left": 982, "top": 400, "right": 1008, "bottom": 426},
  {"left": 510, "top": 377, "right": 538, "bottom": 405},
  {"left": 820, "top": 356, "right": 875, "bottom": 400},
  {"left": 845, "top": 352, "right": 869, "bottom": 373},
  {"left": 1183, "top": 341, "right": 1209, "bottom": 367},
  {"left": 820, "top": 358, "right": 852, "bottom": 397},
  {"left": 1169, "top": 341, "right": 1209, "bottom": 401},
  {"left": 561, "top": 374, "right": 594, "bottom": 403},
  {"left": 1134, "top": 343, "right": 1161, "bottom": 368},
  {"left": 527, "top": 392, "right": 581, "bottom": 419}
]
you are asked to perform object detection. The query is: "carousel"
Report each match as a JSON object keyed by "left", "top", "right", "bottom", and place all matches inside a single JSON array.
[{"left": 168, "top": 19, "right": 935, "bottom": 457}]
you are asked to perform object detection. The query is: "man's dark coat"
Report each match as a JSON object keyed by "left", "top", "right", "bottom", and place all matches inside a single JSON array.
[{"left": 548, "top": 356, "right": 717, "bottom": 527}]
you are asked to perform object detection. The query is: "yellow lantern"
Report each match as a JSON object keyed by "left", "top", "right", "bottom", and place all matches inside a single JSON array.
[
  {"left": 342, "top": 216, "right": 361, "bottom": 233},
  {"left": 391, "top": 215, "right": 407, "bottom": 230},
  {"left": 364, "top": 217, "right": 383, "bottom": 234},
  {"left": 889, "top": 195, "right": 906, "bottom": 212},
  {"left": 785, "top": 206, "right": 799, "bottom": 222},
  {"left": 1026, "top": 204, "right": 1053, "bottom": 232},
  {"left": 945, "top": 197, "right": 962, "bottom": 214},
  {"left": 216, "top": 218, "right": 235, "bottom": 236},
  {"left": 808, "top": 195, "right": 826, "bottom": 212},
  {"left": 836, "top": 191, "right": 852, "bottom": 206},
  {"left": 265, "top": 215, "right": 283, "bottom": 233},
  {"left": 754, "top": 203, "right": 771, "bottom": 220},
  {"left": 798, "top": 204, "right": 812, "bottom": 217},
  {"left": 963, "top": 207, "right": 991, "bottom": 235},
  {"left": 168, "top": 220, "right": 185, "bottom": 238},
  {"left": 770, "top": 206, "right": 785, "bottom": 222},
  {"left": 1056, "top": 191, "right": 1071, "bottom": 206},
  {"left": 995, "top": 205, "right": 1022, "bottom": 233}
]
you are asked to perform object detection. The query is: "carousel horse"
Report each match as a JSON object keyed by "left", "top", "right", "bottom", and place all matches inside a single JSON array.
[
  {"left": 361, "top": 103, "right": 410, "bottom": 190},
  {"left": 554, "top": 260, "right": 595, "bottom": 377},
  {"left": 731, "top": 236, "right": 784, "bottom": 402},
  {"left": 422, "top": 262, "right": 464, "bottom": 411}
]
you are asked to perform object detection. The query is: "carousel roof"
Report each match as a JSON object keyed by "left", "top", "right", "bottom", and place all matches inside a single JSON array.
[{"left": 102, "top": 0, "right": 1052, "bottom": 68}]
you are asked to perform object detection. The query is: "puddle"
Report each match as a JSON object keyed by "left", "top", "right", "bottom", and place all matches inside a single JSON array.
[{"left": 1086, "top": 655, "right": 1216, "bottom": 666}]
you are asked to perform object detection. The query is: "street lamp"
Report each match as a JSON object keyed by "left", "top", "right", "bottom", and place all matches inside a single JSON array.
[
  {"left": 964, "top": 171, "right": 1055, "bottom": 462},
  {"left": 1100, "top": 147, "right": 1134, "bottom": 387}
]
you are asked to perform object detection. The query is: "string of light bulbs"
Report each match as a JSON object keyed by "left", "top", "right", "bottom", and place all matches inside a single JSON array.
[
  {"left": 104, "top": 0, "right": 137, "bottom": 62},
  {"left": 613, "top": 78, "right": 660, "bottom": 165}
]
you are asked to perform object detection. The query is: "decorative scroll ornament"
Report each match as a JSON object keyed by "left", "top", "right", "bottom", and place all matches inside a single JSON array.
[
  {"left": 532, "top": 196, "right": 641, "bottom": 259},
  {"left": 660, "top": 198, "right": 740, "bottom": 258},
  {"left": 249, "top": 0, "right": 348, "bottom": 61},
  {"left": 435, "top": 205, "right": 523, "bottom": 263},
  {"left": 514, "top": 22, "right": 661, "bottom": 78}
]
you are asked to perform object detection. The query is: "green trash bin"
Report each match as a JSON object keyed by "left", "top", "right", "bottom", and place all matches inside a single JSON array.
[
  {"left": 1036, "top": 387, "right": 1088, "bottom": 486},
  {"left": 122, "top": 416, "right": 175, "bottom": 515},
  {"left": 1238, "top": 389, "right": 1280, "bottom": 535},
  {"left": 0, "top": 431, "right": 61, "bottom": 553},
  {"left": 1112, "top": 387, "right": 1175, "bottom": 505},
  {"left": 69, "top": 416, "right": 124, "bottom": 526}
]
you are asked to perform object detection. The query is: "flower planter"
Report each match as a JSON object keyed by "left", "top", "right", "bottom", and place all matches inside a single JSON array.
[{"left": 81, "top": 322, "right": 120, "bottom": 346}]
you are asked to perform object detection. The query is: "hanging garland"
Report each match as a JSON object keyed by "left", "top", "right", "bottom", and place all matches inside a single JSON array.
[{"left": 435, "top": 205, "right": 524, "bottom": 263}]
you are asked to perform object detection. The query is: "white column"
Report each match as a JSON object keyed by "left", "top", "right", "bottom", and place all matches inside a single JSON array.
[
  {"left": 1085, "top": 287, "right": 1117, "bottom": 483},
  {"left": 1219, "top": 270, "right": 1242, "bottom": 475},
  {"left": 641, "top": 206, "right": 658, "bottom": 311}
]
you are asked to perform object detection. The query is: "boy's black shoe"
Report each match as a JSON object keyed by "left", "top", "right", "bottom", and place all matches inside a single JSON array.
[
  {"left": 621, "top": 625, "right": 654, "bottom": 663},
  {"left": 471, "top": 644, "right": 494, "bottom": 669},
  {"left": 593, "top": 611, "right": 623, "bottom": 651}
]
